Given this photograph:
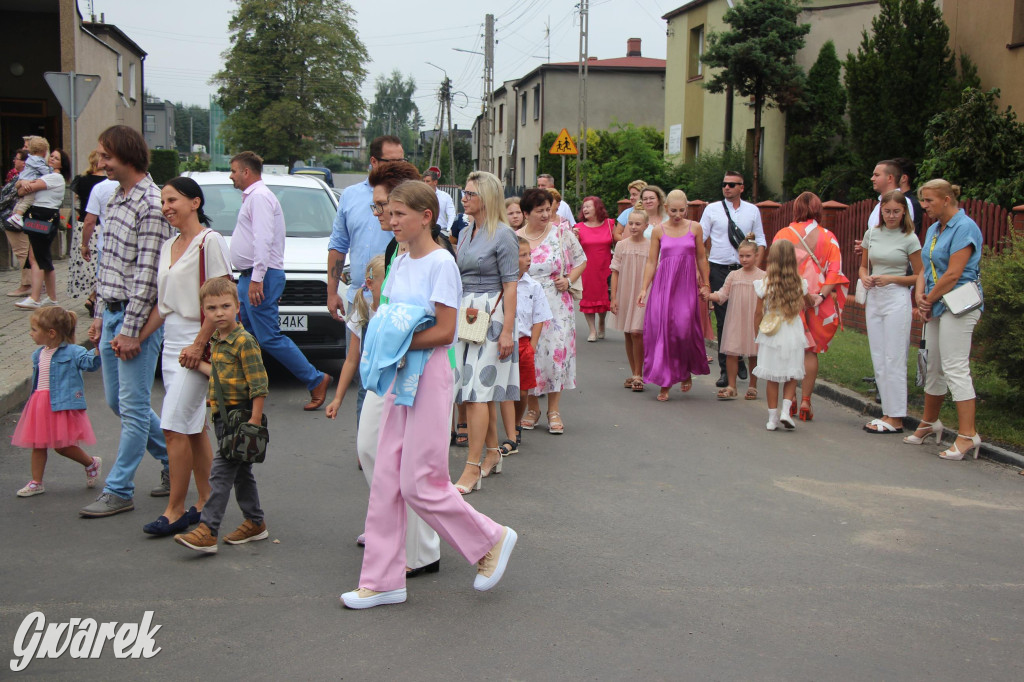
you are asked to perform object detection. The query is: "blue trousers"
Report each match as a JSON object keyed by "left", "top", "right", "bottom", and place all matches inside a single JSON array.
[
  {"left": 100, "top": 309, "right": 169, "bottom": 499},
  {"left": 237, "top": 268, "right": 321, "bottom": 391}
]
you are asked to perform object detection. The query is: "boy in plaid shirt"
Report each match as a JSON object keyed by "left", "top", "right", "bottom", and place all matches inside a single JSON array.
[{"left": 175, "top": 278, "right": 269, "bottom": 554}]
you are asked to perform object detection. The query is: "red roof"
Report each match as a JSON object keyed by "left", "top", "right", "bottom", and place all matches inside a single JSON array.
[{"left": 547, "top": 56, "right": 666, "bottom": 69}]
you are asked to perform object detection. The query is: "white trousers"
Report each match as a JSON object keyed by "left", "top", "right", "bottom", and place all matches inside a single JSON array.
[
  {"left": 923, "top": 308, "right": 980, "bottom": 402},
  {"left": 865, "top": 285, "right": 912, "bottom": 418},
  {"left": 356, "top": 389, "right": 441, "bottom": 570}
]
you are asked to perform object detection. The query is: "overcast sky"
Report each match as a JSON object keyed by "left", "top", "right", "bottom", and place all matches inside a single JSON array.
[{"left": 90, "top": 0, "right": 678, "bottom": 129}]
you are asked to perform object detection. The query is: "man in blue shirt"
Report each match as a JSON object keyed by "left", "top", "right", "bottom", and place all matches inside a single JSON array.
[{"left": 327, "top": 136, "right": 406, "bottom": 322}]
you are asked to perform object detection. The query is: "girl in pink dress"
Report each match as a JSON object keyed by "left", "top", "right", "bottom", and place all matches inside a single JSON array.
[
  {"left": 610, "top": 206, "right": 650, "bottom": 391},
  {"left": 13, "top": 306, "right": 102, "bottom": 497},
  {"left": 574, "top": 196, "right": 621, "bottom": 341},
  {"left": 707, "top": 237, "right": 765, "bottom": 400}
]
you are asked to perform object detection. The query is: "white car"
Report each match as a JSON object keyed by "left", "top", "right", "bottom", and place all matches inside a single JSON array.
[{"left": 182, "top": 171, "right": 346, "bottom": 355}]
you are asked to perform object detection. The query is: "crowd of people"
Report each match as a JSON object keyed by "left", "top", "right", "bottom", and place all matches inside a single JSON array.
[{"left": 0, "top": 128, "right": 1000, "bottom": 612}]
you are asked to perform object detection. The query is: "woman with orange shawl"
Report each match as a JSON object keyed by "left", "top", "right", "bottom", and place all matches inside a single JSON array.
[{"left": 771, "top": 192, "right": 848, "bottom": 420}]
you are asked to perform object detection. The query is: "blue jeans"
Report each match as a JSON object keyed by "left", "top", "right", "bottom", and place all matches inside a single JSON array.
[
  {"left": 100, "top": 309, "right": 169, "bottom": 499},
  {"left": 237, "top": 268, "right": 321, "bottom": 391}
]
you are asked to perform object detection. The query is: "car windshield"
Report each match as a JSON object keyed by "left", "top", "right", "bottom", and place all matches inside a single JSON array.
[{"left": 201, "top": 184, "right": 335, "bottom": 238}]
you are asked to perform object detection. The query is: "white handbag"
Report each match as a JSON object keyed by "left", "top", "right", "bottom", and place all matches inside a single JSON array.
[{"left": 941, "top": 281, "right": 983, "bottom": 316}]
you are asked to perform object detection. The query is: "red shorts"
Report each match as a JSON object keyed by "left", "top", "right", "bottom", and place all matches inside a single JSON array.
[{"left": 518, "top": 337, "right": 536, "bottom": 392}]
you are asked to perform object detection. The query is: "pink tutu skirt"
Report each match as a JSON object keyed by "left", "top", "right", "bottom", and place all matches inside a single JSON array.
[{"left": 11, "top": 390, "right": 96, "bottom": 449}]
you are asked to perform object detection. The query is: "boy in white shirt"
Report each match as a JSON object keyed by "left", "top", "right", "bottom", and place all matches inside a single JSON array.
[{"left": 498, "top": 237, "right": 553, "bottom": 455}]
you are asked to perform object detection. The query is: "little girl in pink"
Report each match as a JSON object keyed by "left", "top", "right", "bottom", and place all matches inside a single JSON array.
[
  {"left": 13, "top": 306, "right": 102, "bottom": 497},
  {"left": 707, "top": 237, "right": 764, "bottom": 400},
  {"left": 610, "top": 205, "right": 650, "bottom": 391}
]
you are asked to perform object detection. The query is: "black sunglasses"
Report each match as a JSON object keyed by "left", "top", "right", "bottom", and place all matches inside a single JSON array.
[{"left": 722, "top": 182, "right": 742, "bottom": 188}]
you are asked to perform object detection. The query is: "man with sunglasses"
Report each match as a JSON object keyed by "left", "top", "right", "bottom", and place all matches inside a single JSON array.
[{"left": 699, "top": 171, "right": 766, "bottom": 387}]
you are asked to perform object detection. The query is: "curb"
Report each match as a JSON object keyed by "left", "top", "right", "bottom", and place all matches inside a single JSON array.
[{"left": 0, "top": 340, "right": 96, "bottom": 420}]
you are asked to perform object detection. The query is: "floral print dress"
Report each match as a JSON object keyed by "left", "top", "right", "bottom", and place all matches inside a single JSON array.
[{"left": 526, "top": 225, "right": 586, "bottom": 395}]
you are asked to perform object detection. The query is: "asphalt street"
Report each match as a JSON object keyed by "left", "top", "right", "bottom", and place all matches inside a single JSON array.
[{"left": 1, "top": 319, "right": 1022, "bottom": 681}]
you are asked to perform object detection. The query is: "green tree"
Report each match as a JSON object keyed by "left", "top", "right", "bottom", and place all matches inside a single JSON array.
[
  {"left": 844, "top": 0, "right": 957, "bottom": 170},
  {"left": 173, "top": 103, "right": 211, "bottom": 154},
  {"left": 701, "top": 0, "right": 809, "bottom": 201},
  {"left": 918, "top": 87, "right": 1024, "bottom": 207},
  {"left": 365, "top": 70, "right": 424, "bottom": 162},
  {"left": 213, "top": 0, "right": 367, "bottom": 168},
  {"left": 784, "top": 40, "right": 850, "bottom": 198}
]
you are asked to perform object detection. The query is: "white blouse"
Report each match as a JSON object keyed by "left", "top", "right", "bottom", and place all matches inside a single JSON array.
[{"left": 157, "top": 229, "right": 232, "bottom": 320}]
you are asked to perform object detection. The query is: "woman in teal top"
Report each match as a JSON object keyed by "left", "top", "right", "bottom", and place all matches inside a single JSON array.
[
  {"left": 858, "top": 189, "right": 923, "bottom": 435},
  {"left": 906, "top": 179, "right": 983, "bottom": 460}
]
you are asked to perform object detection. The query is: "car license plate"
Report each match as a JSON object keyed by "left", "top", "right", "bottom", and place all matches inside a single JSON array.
[{"left": 279, "top": 314, "right": 308, "bottom": 331}]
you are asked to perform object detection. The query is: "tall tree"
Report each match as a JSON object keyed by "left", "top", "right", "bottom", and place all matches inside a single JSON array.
[
  {"left": 701, "top": 0, "right": 810, "bottom": 200},
  {"left": 365, "top": 71, "right": 424, "bottom": 162},
  {"left": 213, "top": 0, "right": 367, "bottom": 168},
  {"left": 784, "top": 40, "right": 849, "bottom": 197},
  {"left": 173, "top": 103, "right": 211, "bottom": 154},
  {"left": 844, "top": 0, "right": 956, "bottom": 169}
]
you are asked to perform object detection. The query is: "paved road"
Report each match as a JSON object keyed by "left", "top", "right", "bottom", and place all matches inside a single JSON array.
[{"left": 1, "top": 320, "right": 1022, "bottom": 680}]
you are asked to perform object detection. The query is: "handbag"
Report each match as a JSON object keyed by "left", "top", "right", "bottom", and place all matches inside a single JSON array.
[
  {"left": 22, "top": 217, "right": 55, "bottom": 236},
  {"left": 759, "top": 311, "right": 782, "bottom": 336},
  {"left": 722, "top": 199, "right": 747, "bottom": 250},
  {"left": 915, "top": 340, "right": 927, "bottom": 388},
  {"left": 211, "top": 363, "right": 269, "bottom": 463},
  {"left": 855, "top": 229, "right": 870, "bottom": 305},
  {"left": 928, "top": 233, "right": 982, "bottom": 317},
  {"left": 458, "top": 289, "right": 503, "bottom": 344}
]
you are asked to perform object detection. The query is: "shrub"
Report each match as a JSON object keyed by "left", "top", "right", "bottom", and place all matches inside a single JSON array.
[
  {"left": 975, "top": 229, "right": 1024, "bottom": 408},
  {"left": 149, "top": 149, "right": 179, "bottom": 184}
]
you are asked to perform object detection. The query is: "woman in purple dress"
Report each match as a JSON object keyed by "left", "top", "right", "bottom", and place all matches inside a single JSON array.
[{"left": 637, "top": 190, "right": 711, "bottom": 401}]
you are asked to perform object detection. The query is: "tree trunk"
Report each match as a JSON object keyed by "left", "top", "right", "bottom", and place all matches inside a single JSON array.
[{"left": 752, "top": 94, "right": 763, "bottom": 203}]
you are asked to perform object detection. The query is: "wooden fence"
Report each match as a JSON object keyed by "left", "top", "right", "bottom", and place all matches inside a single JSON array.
[{"left": 688, "top": 197, "right": 1024, "bottom": 341}]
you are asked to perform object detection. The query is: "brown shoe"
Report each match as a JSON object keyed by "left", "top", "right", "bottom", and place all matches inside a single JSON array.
[
  {"left": 303, "top": 373, "right": 333, "bottom": 411},
  {"left": 223, "top": 519, "right": 268, "bottom": 545},
  {"left": 174, "top": 523, "right": 218, "bottom": 554}
]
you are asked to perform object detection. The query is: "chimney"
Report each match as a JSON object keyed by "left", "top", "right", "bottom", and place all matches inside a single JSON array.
[{"left": 627, "top": 38, "right": 641, "bottom": 57}]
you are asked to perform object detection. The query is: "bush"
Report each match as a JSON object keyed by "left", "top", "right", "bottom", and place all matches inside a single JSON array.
[
  {"left": 149, "top": 149, "right": 179, "bottom": 184},
  {"left": 975, "top": 230, "right": 1024, "bottom": 409}
]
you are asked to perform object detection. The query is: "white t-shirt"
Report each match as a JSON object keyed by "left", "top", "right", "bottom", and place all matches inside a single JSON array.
[
  {"left": 516, "top": 272, "right": 552, "bottom": 338},
  {"left": 700, "top": 199, "right": 766, "bottom": 265},
  {"left": 556, "top": 200, "right": 575, "bottom": 226},
  {"left": 85, "top": 179, "right": 118, "bottom": 223},
  {"left": 157, "top": 229, "right": 232, "bottom": 319},
  {"left": 382, "top": 248, "right": 463, "bottom": 345},
  {"left": 436, "top": 189, "right": 456, "bottom": 230},
  {"left": 32, "top": 173, "right": 66, "bottom": 210}
]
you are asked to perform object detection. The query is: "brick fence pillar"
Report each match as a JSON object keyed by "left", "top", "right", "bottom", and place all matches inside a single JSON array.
[
  {"left": 1013, "top": 204, "right": 1024, "bottom": 237},
  {"left": 688, "top": 199, "right": 707, "bottom": 223},
  {"left": 617, "top": 198, "right": 633, "bottom": 216},
  {"left": 756, "top": 200, "right": 781, "bottom": 237},
  {"left": 820, "top": 200, "right": 849, "bottom": 233}
]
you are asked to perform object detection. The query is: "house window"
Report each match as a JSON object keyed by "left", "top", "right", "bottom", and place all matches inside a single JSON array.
[
  {"left": 685, "top": 136, "right": 700, "bottom": 164},
  {"left": 498, "top": 156, "right": 503, "bottom": 177},
  {"left": 116, "top": 54, "right": 124, "bottom": 94},
  {"left": 521, "top": 92, "right": 527, "bottom": 125},
  {"left": 144, "top": 115, "right": 156, "bottom": 133},
  {"left": 1013, "top": 0, "right": 1024, "bottom": 45},
  {"left": 521, "top": 157, "right": 526, "bottom": 184},
  {"left": 498, "top": 104, "right": 504, "bottom": 133},
  {"left": 533, "top": 85, "right": 540, "bottom": 120},
  {"left": 688, "top": 25, "right": 704, "bottom": 79},
  {"left": 129, "top": 63, "right": 137, "bottom": 101},
  {"left": 533, "top": 155, "right": 539, "bottom": 184}
]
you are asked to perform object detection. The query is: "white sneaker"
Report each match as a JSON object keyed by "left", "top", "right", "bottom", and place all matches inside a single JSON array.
[
  {"left": 14, "top": 297, "right": 41, "bottom": 309},
  {"left": 9, "top": 214, "right": 24, "bottom": 228},
  {"left": 40, "top": 296, "right": 57, "bottom": 307},
  {"left": 340, "top": 587, "right": 407, "bottom": 609}
]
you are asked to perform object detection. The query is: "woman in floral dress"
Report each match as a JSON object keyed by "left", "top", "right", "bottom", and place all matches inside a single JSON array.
[{"left": 516, "top": 188, "right": 586, "bottom": 434}]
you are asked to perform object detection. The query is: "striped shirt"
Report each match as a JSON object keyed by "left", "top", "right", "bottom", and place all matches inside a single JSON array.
[
  {"left": 94, "top": 174, "right": 175, "bottom": 336},
  {"left": 208, "top": 324, "right": 269, "bottom": 412},
  {"left": 36, "top": 347, "right": 55, "bottom": 391}
]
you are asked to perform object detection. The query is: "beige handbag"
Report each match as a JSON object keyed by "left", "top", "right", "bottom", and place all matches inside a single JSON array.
[
  {"left": 458, "top": 290, "right": 503, "bottom": 344},
  {"left": 759, "top": 311, "right": 782, "bottom": 336}
]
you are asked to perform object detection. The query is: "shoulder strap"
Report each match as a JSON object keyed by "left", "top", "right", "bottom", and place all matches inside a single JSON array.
[
  {"left": 210, "top": 357, "right": 231, "bottom": 426},
  {"left": 787, "top": 224, "right": 823, "bottom": 272},
  {"left": 198, "top": 229, "right": 211, "bottom": 324}
]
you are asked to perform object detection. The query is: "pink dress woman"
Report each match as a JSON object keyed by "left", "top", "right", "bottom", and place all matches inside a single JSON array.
[{"left": 575, "top": 219, "right": 614, "bottom": 314}]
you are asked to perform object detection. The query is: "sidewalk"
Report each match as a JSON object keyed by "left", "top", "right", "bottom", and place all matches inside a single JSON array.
[{"left": 0, "top": 259, "right": 90, "bottom": 416}]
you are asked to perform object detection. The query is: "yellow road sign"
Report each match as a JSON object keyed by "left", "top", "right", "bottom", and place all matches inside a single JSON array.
[{"left": 549, "top": 128, "right": 578, "bottom": 155}]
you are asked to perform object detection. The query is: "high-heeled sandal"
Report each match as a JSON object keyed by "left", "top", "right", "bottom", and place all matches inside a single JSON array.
[
  {"left": 454, "top": 460, "right": 482, "bottom": 494},
  {"left": 903, "top": 419, "right": 944, "bottom": 445},
  {"left": 521, "top": 409, "right": 540, "bottom": 430},
  {"left": 481, "top": 447, "right": 503, "bottom": 477},
  {"left": 797, "top": 398, "right": 813, "bottom": 421},
  {"left": 939, "top": 433, "right": 982, "bottom": 461}
]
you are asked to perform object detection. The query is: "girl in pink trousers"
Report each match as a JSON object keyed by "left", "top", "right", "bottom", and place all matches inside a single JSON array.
[{"left": 340, "top": 180, "right": 517, "bottom": 610}]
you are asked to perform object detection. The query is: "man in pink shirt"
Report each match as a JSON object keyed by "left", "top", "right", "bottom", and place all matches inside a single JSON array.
[{"left": 228, "top": 151, "right": 331, "bottom": 410}]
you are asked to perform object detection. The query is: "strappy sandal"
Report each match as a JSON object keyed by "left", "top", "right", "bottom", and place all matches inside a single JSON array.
[
  {"left": 547, "top": 412, "right": 564, "bottom": 434},
  {"left": 624, "top": 376, "right": 635, "bottom": 389},
  {"left": 454, "top": 460, "right": 482, "bottom": 494},
  {"left": 680, "top": 378, "right": 693, "bottom": 393},
  {"left": 498, "top": 439, "right": 518, "bottom": 456},
  {"left": 717, "top": 386, "right": 738, "bottom": 400},
  {"left": 521, "top": 409, "right": 540, "bottom": 430},
  {"left": 631, "top": 377, "right": 645, "bottom": 392},
  {"left": 454, "top": 422, "right": 469, "bottom": 447},
  {"left": 657, "top": 388, "right": 670, "bottom": 402},
  {"left": 744, "top": 387, "right": 758, "bottom": 400},
  {"left": 515, "top": 425, "right": 522, "bottom": 446},
  {"left": 481, "top": 447, "right": 503, "bottom": 477},
  {"left": 798, "top": 398, "right": 813, "bottom": 421}
]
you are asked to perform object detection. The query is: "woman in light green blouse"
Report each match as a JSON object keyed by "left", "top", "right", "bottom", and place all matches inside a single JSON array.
[{"left": 858, "top": 189, "right": 924, "bottom": 434}]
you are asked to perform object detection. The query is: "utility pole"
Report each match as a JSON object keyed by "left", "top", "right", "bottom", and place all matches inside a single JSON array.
[
  {"left": 482, "top": 13, "right": 495, "bottom": 174},
  {"left": 576, "top": 0, "right": 589, "bottom": 198},
  {"left": 444, "top": 77, "right": 455, "bottom": 179}
]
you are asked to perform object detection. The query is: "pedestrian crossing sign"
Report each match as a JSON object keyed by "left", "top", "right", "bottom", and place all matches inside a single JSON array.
[{"left": 549, "top": 128, "right": 578, "bottom": 155}]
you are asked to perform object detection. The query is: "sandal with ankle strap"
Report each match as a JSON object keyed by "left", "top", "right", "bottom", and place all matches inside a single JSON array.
[
  {"left": 521, "top": 409, "right": 540, "bottom": 430},
  {"left": 547, "top": 411, "right": 564, "bottom": 434},
  {"left": 481, "top": 448, "right": 503, "bottom": 477},
  {"left": 454, "top": 460, "right": 482, "bottom": 494},
  {"left": 498, "top": 439, "right": 518, "bottom": 456}
]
